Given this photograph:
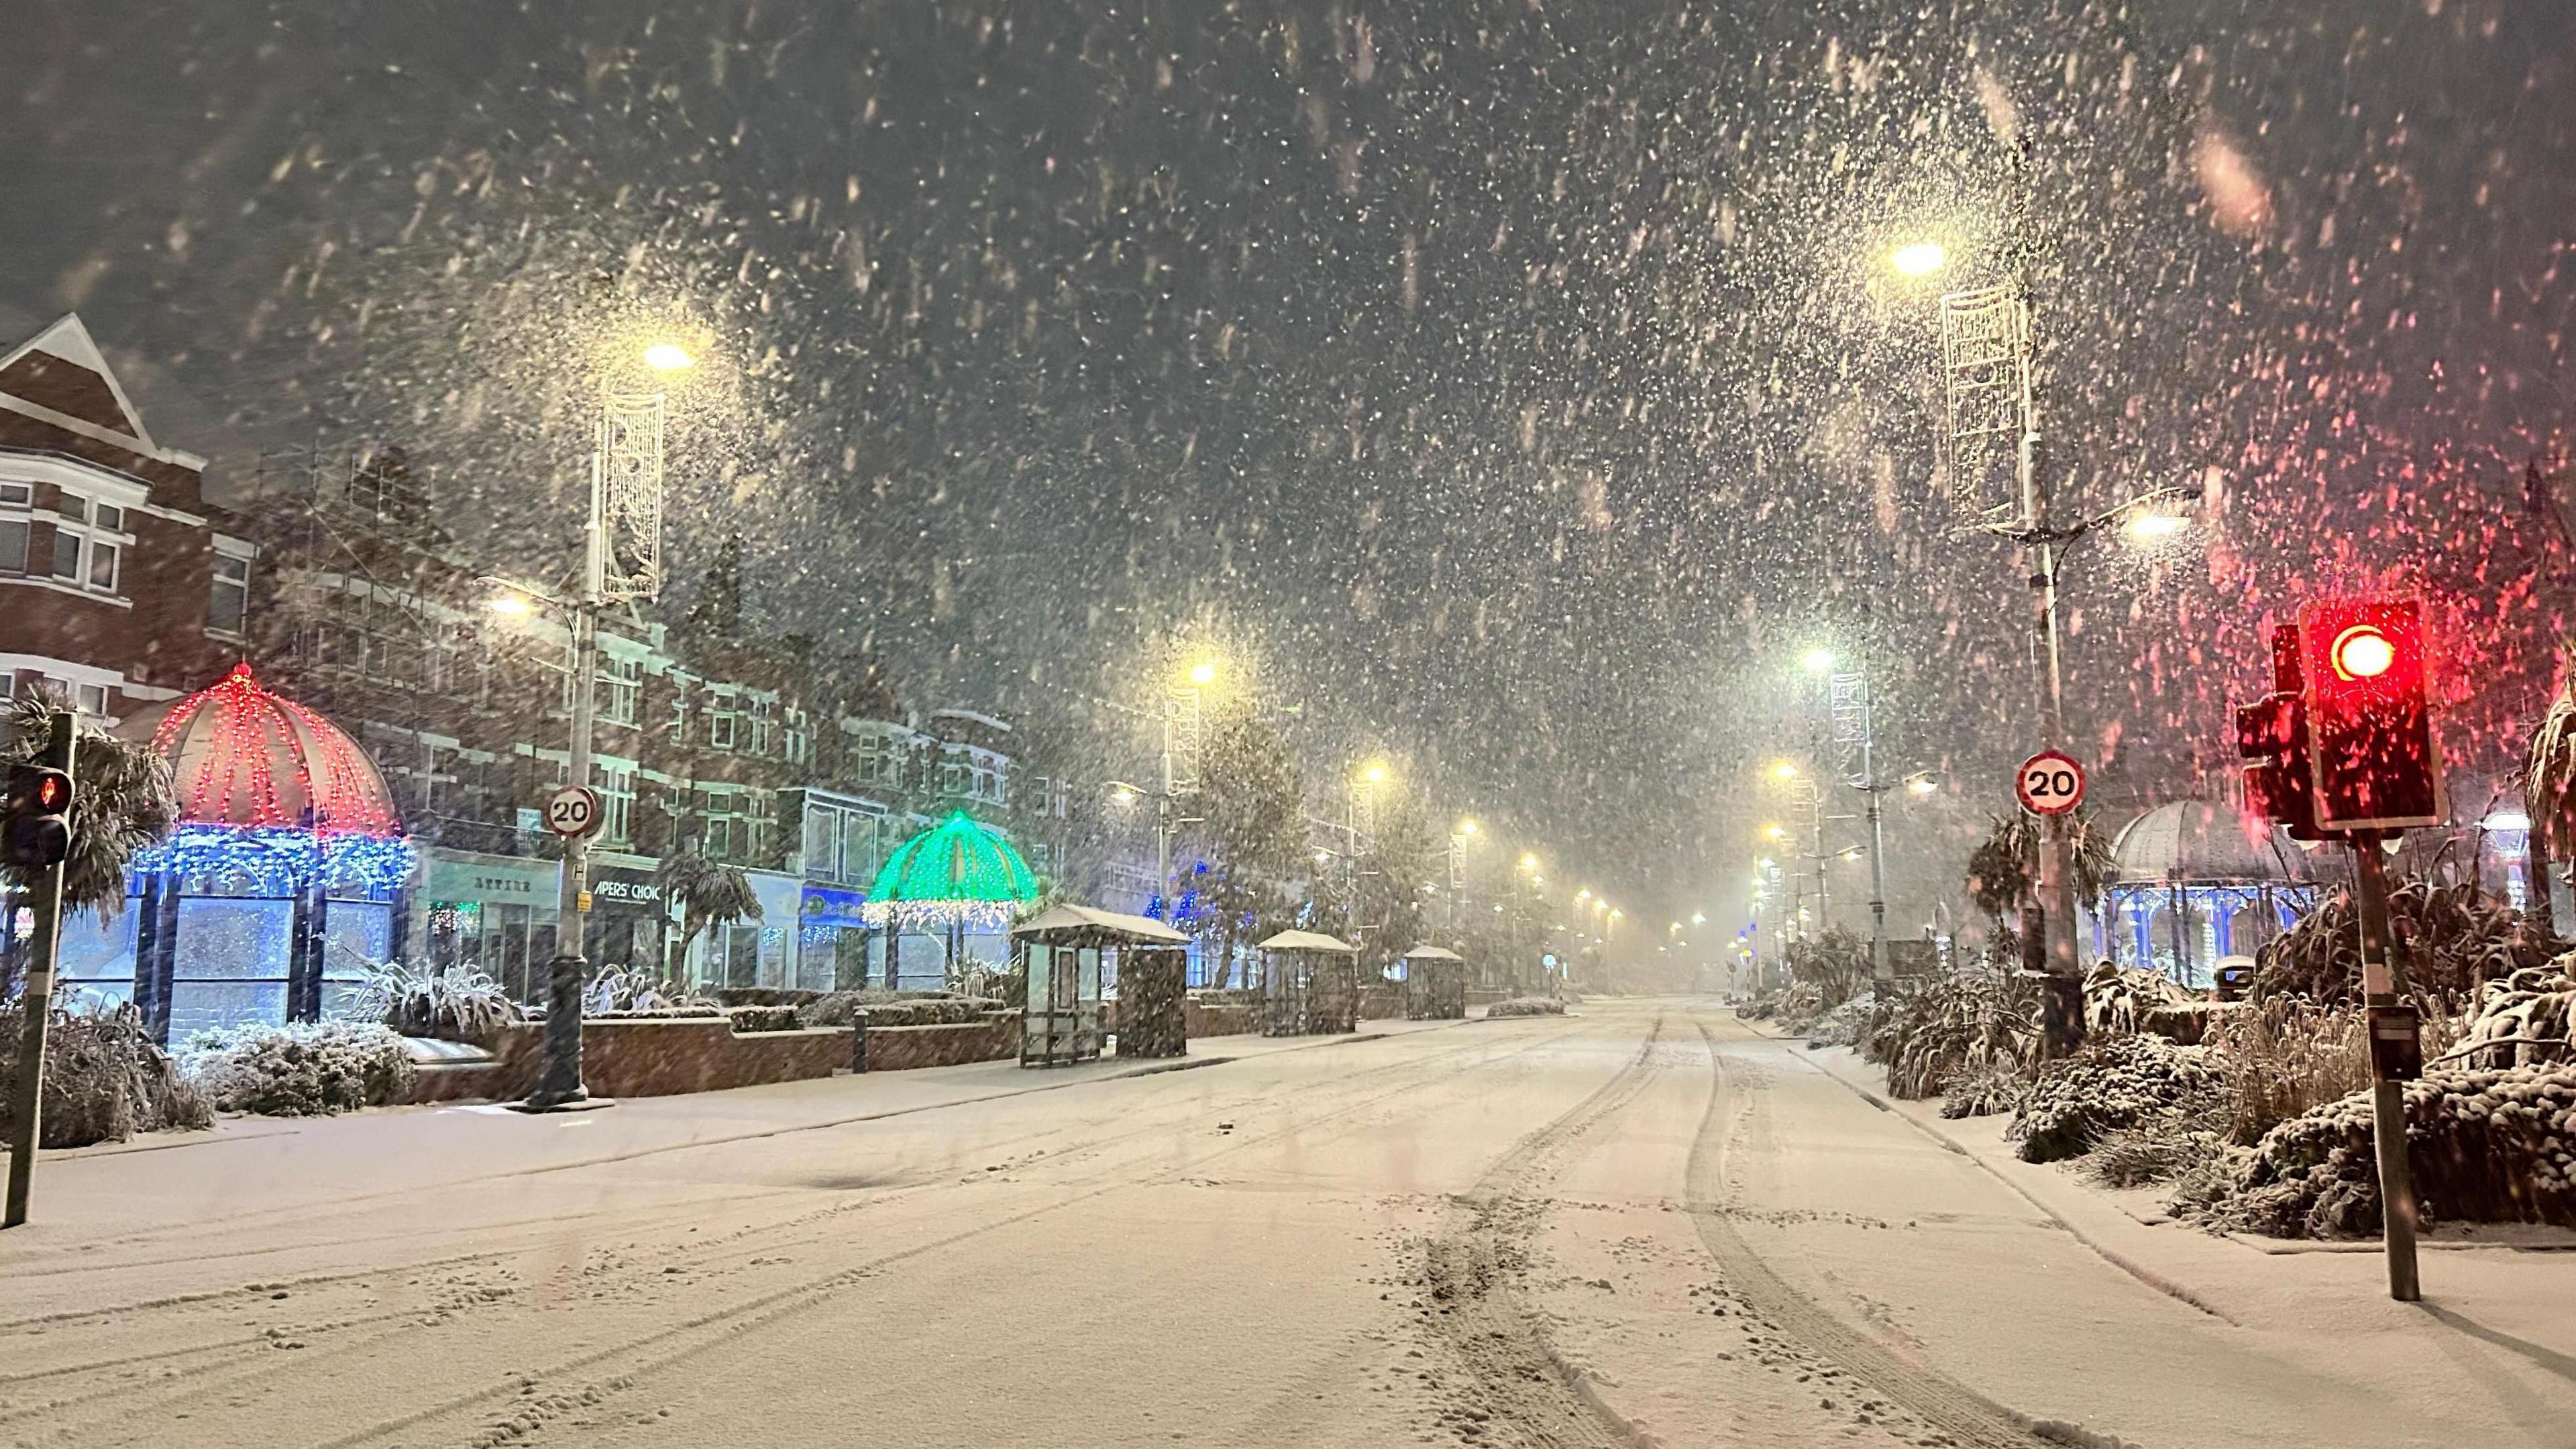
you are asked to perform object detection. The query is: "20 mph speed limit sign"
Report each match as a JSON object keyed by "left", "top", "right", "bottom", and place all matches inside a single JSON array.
[
  {"left": 2015, "top": 751, "right": 2087, "bottom": 816},
  {"left": 543, "top": 785, "right": 602, "bottom": 838}
]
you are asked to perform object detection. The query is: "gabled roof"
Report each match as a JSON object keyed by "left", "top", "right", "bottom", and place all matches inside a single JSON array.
[
  {"left": 1258, "top": 929, "right": 1359, "bottom": 954},
  {"left": 0, "top": 313, "right": 158, "bottom": 453},
  {"left": 1401, "top": 945, "right": 1464, "bottom": 961},
  {"left": 1012, "top": 904, "right": 1191, "bottom": 945}
]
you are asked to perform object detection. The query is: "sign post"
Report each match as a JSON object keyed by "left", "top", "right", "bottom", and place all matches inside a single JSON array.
[
  {"left": 2013, "top": 749, "right": 2086, "bottom": 1055},
  {"left": 2014, "top": 750, "right": 2086, "bottom": 817},
  {"left": 4, "top": 710, "right": 78, "bottom": 1229},
  {"left": 543, "top": 785, "right": 601, "bottom": 841}
]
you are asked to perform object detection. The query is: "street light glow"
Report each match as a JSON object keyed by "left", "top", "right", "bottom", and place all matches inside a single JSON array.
[
  {"left": 2125, "top": 511, "right": 2187, "bottom": 543},
  {"left": 1770, "top": 761, "right": 1799, "bottom": 781},
  {"left": 1801, "top": 648, "right": 1836, "bottom": 674},
  {"left": 1458, "top": 818, "right": 1479, "bottom": 836},
  {"left": 1187, "top": 659, "right": 1219, "bottom": 685},
  {"left": 1362, "top": 761, "right": 1389, "bottom": 784},
  {"left": 1763, "top": 823, "right": 1787, "bottom": 841},
  {"left": 1519, "top": 853, "right": 1540, "bottom": 871},
  {"left": 1890, "top": 241, "right": 1947, "bottom": 277},
  {"left": 643, "top": 342, "right": 695, "bottom": 373},
  {"left": 485, "top": 593, "right": 533, "bottom": 617}
]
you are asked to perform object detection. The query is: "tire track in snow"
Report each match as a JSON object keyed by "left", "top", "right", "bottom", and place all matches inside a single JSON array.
[
  {"left": 1684, "top": 1019, "right": 2063, "bottom": 1449},
  {"left": 1407, "top": 1012, "right": 1669, "bottom": 1448}
]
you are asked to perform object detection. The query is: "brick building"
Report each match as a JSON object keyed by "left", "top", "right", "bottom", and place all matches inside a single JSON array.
[{"left": 0, "top": 315, "right": 253, "bottom": 721}]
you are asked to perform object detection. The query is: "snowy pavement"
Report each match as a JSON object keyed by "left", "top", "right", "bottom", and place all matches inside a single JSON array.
[{"left": 1, "top": 1002, "right": 2569, "bottom": 1448}]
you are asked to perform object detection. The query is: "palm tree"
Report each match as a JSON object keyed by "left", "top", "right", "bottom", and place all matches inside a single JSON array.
[
  {"left": 653, "top": 847, "right": 762, "bottom": 981},
  {"left": 1, "top": 694, "right": 176, "bottom": 923},
  {"left": 1963, "top": 810, "right": 2114, "bottom": 967},
  {"left": 2523, "top": 691, "right": 2576, "bottom": 937}
]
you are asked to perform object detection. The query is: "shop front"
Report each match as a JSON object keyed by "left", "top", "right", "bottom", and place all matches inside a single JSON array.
[
  {"left": 588, "top": 855, "right": 669, "bottom": 977},
  {"left": 419, "top": 849, "right": 557, "bottom": 1004},
  {"left": 800, "top": 883, "right": 871, "bottom": 991}
]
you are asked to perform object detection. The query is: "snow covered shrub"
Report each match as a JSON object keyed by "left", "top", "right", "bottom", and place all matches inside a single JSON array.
[
  {"left": 724, "top": 1004, "right": 802, "bottom": 1033},
  {"left": 1487, "top": 996, "right": 1568, "bottom": 1018},
  {"left": 2082, "top": 963, "right": 2193, "bottom": 1038},
  {"left": 1861, "top": 971, "right": 2041, "bottom": 1101},
  {"left": 178, "top": 1021, "right": 417, "bottom": 1116},
  {"left": 2449, "top": 964, "right": 2575, "bottom": 1069},
  {"left": 2190, "top": 1061, "right": 2576, "bottom": 1238},
  {"left": 583, "top": 966, "right": 717, "bottom": 1015},
  {"left": 0, "top": 1000, "right": 210, "bottom": 1148},
  {"left": 358, "top": 959, "right": 522, "bottom": 1046},
  {"left": 1804, "top": 991, "right": 1876, "bottom": 1048},
  {"left": 1938, "top": 1060, "right": 2031, "bottom": 1119},
  {"left": 2204, "top": 997, "right": 2463, "bottom": 1145},
  {"left": 2010, "top": 1034, "right": 2222, "bottom": 1164},
  {"left": 850, "top": 997, "right": 1008, "bottom": 1027},
  {"left": 2084, "top": 1123, "right": 2228, "bottom": 1189},
  {"left": 2254, "top": 879, "right": 2557, "bottom": 1005}
]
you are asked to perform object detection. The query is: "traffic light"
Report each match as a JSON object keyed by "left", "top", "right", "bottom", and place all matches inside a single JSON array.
[
  {"left": 3, "top": 763, "right": 74, "bottom": 870},
  {"left": 2235, "top": 624, "right": 2323, "bottom": 839},
  {"left": 2295, "top": 597, "right": 2445, "bottom": 830}
]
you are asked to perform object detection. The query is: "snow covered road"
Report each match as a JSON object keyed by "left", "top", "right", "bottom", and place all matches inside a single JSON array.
[{"left": 3, "top": 1002, "right": 2571, "bottom": 1448}]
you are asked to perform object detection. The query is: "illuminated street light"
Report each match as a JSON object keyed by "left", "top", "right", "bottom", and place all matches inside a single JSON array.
[
  {"left": 1801, "top": 648, "right": 1837, "bottom": 674},
  {"left": 1188, "top": 659, "right": 1220, "bottom": 686},
  {"left": 1519, "top": 853, "right": 1540, "bottom": 871},
  {"left": 484, "top": 592, "right": 534, "bottom": 617},
  {"left": 642, "top": 342, "right": 695, "bottom": 373},
  {"left": 1763, "top": 823, "right": 1788, "bottom": 842},
  {"left": 1458, "top": 818, "right": 1479, "bottom": 837},
  {"left": 1889, "top": 240, "right": 1947, "bottom": 277},
  {"left": 2125, "top": 510, "right": 2188, "bottom": 543},
  {"left": 1362, "top": 761, "right": 1389, "bottom": 784},
  {"left": 1770, "top": 761, "right": 1799, "bottom": 781}
]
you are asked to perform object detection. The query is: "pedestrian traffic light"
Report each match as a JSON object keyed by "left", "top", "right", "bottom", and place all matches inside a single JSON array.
[
  {"left": 2235, "top": 624, "right": 2324, "bottom": 840},
  {"left": 2296, "top": 597, "right": 2445, "bottom": 831},
  {"left": 3, "top": 763, "right": 74, "bottom": 870}
]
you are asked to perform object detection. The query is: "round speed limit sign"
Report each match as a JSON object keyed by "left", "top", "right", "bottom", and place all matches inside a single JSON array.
[
  {"left": 2015, "top": 751, "right": 2086, "bottom": 816},
  {"left": 543, "top": 784, "right": 602, "bottom": 839}
]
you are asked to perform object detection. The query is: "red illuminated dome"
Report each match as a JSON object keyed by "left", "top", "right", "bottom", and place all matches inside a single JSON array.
[{"left": 142, "top": 663, "right": 401, "bottom": 836}]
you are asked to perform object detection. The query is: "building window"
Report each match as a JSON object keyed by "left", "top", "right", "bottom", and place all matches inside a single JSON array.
[
  {"left": 600, "top": 654, "right": 643, "bottom": 727},
  {"left": 665, "top": 674, "right": 691, "bottom": 744},
  {"left": 208, "top": 554, "right": 250, "bottom": 636},
  {"left": 747, "top": 789, "right": 775, "bottom": 863},
  {"left": 784, "top": 708, "right": 811, "bottom": 768},
  {"left": 74, "top": 682, "right": 109, "bottom": 718},
  {"left": 852, "top": 726, "right": 906, "bottom": 788},
  {"left": 706, "top": 690, "right": 739, "bottom": 751},
  {"left": 701, "top": 786, "right": 742, "bottom": 860},
  {"left": 0, "top": 519, "right": 24, "bottom": 574},
  {"left": 51, "top": 528, "right": 81, "bottom": 580},
  {"left": 44, "top": 492, "right": 128, "bottom": 597},
  {"left": 597, "top": 763, "right": 635, "bottom": 846},
  {"left": 750, "top": 697, "right": 775, "bottom": 756}
]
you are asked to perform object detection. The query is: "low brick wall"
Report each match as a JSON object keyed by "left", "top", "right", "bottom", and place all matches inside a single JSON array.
[
  {"left": 404, "top": 1020, "right": 854, "bottom": 1103},
  {"left": 1184, "top": 1001, "right": 1260, "bottom": 1038},
  {"left": 861, "top": 1012, "right": 1020, "bottom": 1071}
]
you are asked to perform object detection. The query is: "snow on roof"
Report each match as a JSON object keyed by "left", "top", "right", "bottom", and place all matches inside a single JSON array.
[
  {"left": 1258, "top": 929, "right": 1358, "bottom": 953},
  {"left": 1401, "top": 945, "right": 1464, "bottom": 961},
  {"left": 1012, "top": 904, "right": 1191, "bottom": 945}
]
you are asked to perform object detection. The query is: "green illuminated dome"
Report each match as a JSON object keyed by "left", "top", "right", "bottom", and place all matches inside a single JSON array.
[{"left": 861, "top": 812, "right": 1040, "bottom": 928}]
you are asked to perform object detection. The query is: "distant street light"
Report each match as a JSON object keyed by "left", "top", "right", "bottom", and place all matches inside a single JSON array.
[
  {"left": 484, "top": 592, "right": 534, "bottom": 617},
  {"left": 1770, "top": 761, "right": 1800, "bottom": 781},
  {"left": 1188, "top": 659, "right": 1219, "bottom": 686},
  {"left": 1801, "top": 648, "right": 1837, "bottom": 674},
  {"left": 2125, "top": 509, "right": 2188, "bottom": 543},
  {"left": 643, "top": 342, "right": 694, "bottom": 373},
  {"left": 1890, "top": 241, "right": 1948, "bottom": 277}
]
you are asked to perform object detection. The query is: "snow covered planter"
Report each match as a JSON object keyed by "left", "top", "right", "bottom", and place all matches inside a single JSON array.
[
  {"left": 178, "top": 1021, "right": 417, "bottom": 1116},
  {"left": 2184, "top": 1061, "right": 2576, "bottom": 1238},
  {"left": 0, "top": 1001, "right": 211, "bottom": 1148},
  {"left": 2009, "top": 1034, "right": 2221, "bottom": 1163},
  {"left": 1486, "top": 997, "right": 1567, "bottom": 1018}
]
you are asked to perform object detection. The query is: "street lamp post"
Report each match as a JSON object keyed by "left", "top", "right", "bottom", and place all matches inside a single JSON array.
[{"left": 519, "top": 342, "right": 691, "bottom": 1112}]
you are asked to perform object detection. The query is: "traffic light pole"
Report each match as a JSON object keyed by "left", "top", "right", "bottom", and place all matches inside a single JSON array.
[
  {"left": 2349, "top": 835, "right": 2422, "bottom": 1301},
  {"left": 4, "top": 710, "right": 76, "bottom": 1229}
]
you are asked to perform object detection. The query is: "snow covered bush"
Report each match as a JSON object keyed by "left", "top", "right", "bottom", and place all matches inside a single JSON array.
[
  {"left": 1860, "top": 971, "right": 2041, "bottom": 1101},
  {"left": 2449, "top": 964, "right": 2575, "bottom": 1069},
  {"left": 0, "top": 1000, "right": 210, "bottom": 1148},
  {"left": 724, "top": 1004, "right": 802, "bottom": 1033},
  {"left": 357, "top": 959, "right": 522, "bottom": 1046},
  {"left": 2081, "top": 963, "right": 2193, "bottom": 1038},
  {"left": 2184, "top": 1061, "right": 2576, "bottom": 1238},
  {"left": 583, "top": 966, "right": 717, "bottom": 1015},
  {"left": 2254, "top": 879, "right": 2557, "bottom": 1005},
  {"left": 178, "top": 1021, "right": 417, "bottom": 1116},
  {"left": 1937, "top": 1060, "right": 2031, "bottom": 1120},
  {"left": 849, "top": 996, "right": 1008, "bottom": 1028},
  {"left": 1487, "top": 996, "right": 1567, "bottom": 1018},
  {"left": 2009, "top": 1034, "right": 2222, "bottom": 1163},
  {"left": 1803, "top": 991, "right": 1876, "bottom": 1048}
]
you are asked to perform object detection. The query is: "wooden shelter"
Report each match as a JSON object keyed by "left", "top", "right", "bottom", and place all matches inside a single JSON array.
[
  {"left": 1258, "top": 928, "right": 1361, "bottom": 1036},
  {"left": 1012, "top": 904, "right": 1191, "bottom": 1066},
  {"left": 1402, "top": 945, "right": 1467, "bottom": 1020}
]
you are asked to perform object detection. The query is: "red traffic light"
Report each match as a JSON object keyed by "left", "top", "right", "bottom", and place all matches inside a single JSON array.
[
  {"left": 4, "top": 763, "right": 76, "bottom": 871},
  {"left": 2296, "top": 598, "right": 2445, "bottom": 832}
]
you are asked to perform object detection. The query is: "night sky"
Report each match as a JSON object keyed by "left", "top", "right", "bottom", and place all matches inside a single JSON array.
[{"left": 6, "top": 1, "right": 2573, "bottom": 934}]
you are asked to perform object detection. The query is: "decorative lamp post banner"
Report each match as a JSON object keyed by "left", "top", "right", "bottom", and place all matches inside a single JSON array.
[{"left": 595, "top": 390, "right": 667, "bottom": 600}]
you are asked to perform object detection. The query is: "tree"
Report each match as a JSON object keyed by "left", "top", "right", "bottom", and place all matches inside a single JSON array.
[
  {"left": 1356, "top": 790, "right": 1440, "bottom": 974},
  {"left": 1186, "top": 704, "right": 1306, "bottom": 989},
  {"left": 1, "top": 694, "right": 176, "bottom": 923},
  {"left": 1963, "top": 810, "right": 2114, "bottom": 969},
  {"left": 654, "top": 847, "right": 762, "bottom": 979},
  {"left": 2524, "top": 690, "right": 2576, "bottom": 937}
]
